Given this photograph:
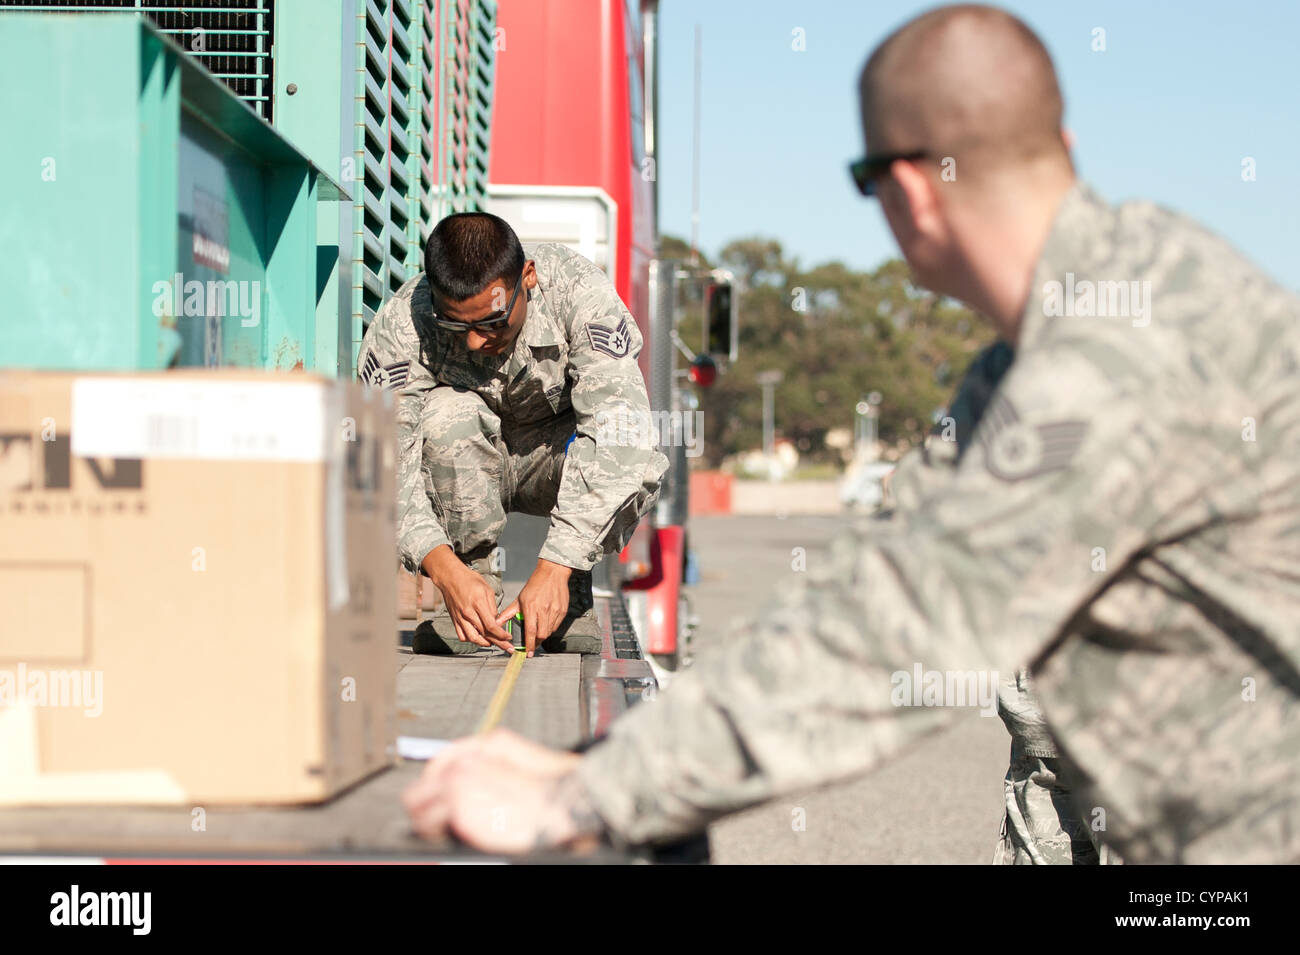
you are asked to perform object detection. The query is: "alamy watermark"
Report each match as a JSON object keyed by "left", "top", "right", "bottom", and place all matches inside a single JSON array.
[
  {"left": 890, "top": 663, "right": 999, "bottom": 717},
  {"left": 0, "top": 664, "right": 103, "bottom": 717},
  {"left": 50, "top": 885, "right": 150, "bottom": 935},
  {"left": 594, "top": 408, "right": 705, "bottom": 458},
  {"left": 151, "top": 273, "right": 261, "bottom": 328},
  {"left": 1042, "top": 272, "right": 1151, "bottom": 327}
]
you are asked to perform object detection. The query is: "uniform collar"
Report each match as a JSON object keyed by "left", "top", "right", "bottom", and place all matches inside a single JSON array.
[
  {"left": 1015, "top": 181, "right": 1113, "bottom": 352},
  {"left": 519, "top": 280, "right": 565, "bottom": 349}
]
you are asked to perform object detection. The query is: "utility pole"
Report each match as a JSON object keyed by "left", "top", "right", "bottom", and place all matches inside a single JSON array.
[
  {"left": 854, "top": 391, "right": 883, "bottom": 460},
  {"left": 689, "top": 23, "right": 702, "bottom": 267},
  {"left": 757, "top": 369, "right": 783, "bottom": 457}
]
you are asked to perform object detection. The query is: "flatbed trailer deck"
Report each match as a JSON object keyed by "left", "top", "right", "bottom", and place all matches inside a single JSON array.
[{"left": 0, "top": 559, "right": 662, "bottom": 864}]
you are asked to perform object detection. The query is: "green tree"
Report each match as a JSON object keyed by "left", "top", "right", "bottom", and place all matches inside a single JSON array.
[{"left": 664, "top": 234, "right": 992, "bottom": 467}]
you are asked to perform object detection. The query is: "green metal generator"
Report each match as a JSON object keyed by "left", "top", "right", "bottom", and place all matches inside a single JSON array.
[{"left": 0, "top": 0, "right": 497, "bottom": 376}]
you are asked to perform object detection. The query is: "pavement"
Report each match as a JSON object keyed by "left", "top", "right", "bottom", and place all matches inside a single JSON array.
[{"left": 687, "top": 514, "right": 1010, "bottom": 864}]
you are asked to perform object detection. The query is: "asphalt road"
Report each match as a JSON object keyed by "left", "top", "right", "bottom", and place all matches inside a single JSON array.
[{"left": 687, "top": 515, "right": 1010, "bottom": 865}]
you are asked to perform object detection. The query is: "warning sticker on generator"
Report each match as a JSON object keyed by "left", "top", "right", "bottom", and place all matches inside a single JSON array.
[{"left": 191, "top": 187, "right": 230, "bottom": 273}]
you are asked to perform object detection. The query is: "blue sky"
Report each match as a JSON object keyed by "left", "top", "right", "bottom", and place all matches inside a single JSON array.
[{"left": 657, "top": 0, "right": 1300, "bottom": 290}]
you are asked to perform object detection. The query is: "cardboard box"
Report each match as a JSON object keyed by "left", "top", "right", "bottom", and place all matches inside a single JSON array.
[{"left": 0, "top": 370, "right": 397, "bottom": 805}]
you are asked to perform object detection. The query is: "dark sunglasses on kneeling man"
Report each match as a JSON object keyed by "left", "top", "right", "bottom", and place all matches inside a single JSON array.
[{"left": 432, "top": 268, "right": 527, "bottom": 334}]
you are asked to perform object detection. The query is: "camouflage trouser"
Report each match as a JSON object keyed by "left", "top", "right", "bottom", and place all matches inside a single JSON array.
[
  {"left": 419, "top": 385, "right": 653, "bottom": 562},
  {"left": 992, "top": 739, "right": 1120, "bottom": 865}
]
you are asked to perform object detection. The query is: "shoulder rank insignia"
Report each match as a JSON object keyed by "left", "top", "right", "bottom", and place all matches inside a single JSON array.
[
  {"left": 360, "top": 351, "right": 410, "bottom": 392},
  {"left": 586, "top": 317, "right": 632, "bottom": 359},
  {"left": 980, "top": 394, "right": 1087, "bottom": 482}
]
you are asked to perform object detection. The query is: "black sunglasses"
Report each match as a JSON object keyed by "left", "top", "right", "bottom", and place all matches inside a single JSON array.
[
  {"left": 433, "top": 269, "right": 527, "bottom": 334},
  {"left": 848, "top": 150, "right": 930, "bottom": 197}
]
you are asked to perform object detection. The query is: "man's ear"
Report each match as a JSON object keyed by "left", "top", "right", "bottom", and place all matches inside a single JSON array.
[
  {"left": 523, "top": 260, "right": 538, "bottom": 290},
  {"left": 890, "top": 158, "right": 945, "bottom": 241}
]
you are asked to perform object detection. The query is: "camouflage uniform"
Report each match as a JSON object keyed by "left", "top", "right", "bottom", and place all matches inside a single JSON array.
[
  {"left": 576, "top": 183, "right": 1300, "bottom": 863},
  {"left": 358, "top": 243, "right": 667, "bottom": 575},
  {"left": 993, "top": 671, "right": 1115, "bottom": 864},
  {"left": 892, "top": 341, "right": 1113, "bottom": 863}
]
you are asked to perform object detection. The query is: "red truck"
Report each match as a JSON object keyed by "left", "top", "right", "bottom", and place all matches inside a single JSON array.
[{"left": 488, "top": 0, "right": 729, "bottom": 676}]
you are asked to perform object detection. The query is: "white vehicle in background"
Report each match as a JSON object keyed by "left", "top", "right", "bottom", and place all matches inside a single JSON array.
[{"left": 841, "top": 459, "right": 896, "bottom": 512}]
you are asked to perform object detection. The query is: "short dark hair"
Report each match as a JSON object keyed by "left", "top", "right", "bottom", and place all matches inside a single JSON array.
[{"left": 423, "top": 212, "right": 525, "bottom": 301}]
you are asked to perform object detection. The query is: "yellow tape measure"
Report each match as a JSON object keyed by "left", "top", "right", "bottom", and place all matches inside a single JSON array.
[{"left": 476, "top": 614, "right": 527, "bottom": 735}]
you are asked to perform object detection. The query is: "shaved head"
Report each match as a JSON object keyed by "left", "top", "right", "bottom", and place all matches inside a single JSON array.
[
  {"left": 860, "top": 4, "right": 1070, "bottom": 177},
  {"left": 855, "top": 5, "right": 1079, "bottom": 338}
]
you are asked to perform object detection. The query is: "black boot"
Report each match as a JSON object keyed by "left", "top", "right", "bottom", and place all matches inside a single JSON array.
[
  {"left": 411, "top": 554, "right": 504, "bottom": 655},
  {"left": 540, "top": 568, "right": 601, "bottom": 653},
  {"left": 567, "top": 568, "right": 594, "bottom": 616}
]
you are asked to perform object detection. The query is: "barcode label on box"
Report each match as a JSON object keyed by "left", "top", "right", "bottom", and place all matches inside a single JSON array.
[
  {"left": 72, "top": 379, "right": 330, "bottom": 462},
  {"left": 145, "top": 414, "right": 201, "bottom": 456}
]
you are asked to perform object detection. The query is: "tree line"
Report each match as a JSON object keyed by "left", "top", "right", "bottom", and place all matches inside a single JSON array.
[{"left": 662, "top": 235, "right": 993, "bottom": 469}]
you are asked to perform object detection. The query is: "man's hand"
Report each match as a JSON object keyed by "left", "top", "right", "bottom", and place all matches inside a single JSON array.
[
  {"left": 402, "top": 729, "right": 607, "bottom": 854},
  {"left": 496, "top": 558, "right": 573, "bottom": 656},
  {"left": 423, "top": 546, "right": 513, "bottom": 652}
]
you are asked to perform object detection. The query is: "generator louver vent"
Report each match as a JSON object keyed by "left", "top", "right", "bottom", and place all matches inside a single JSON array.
[
  {"left": 354, "top": 0, "right": 496, "bottom": 333},
  {"left": 2, "top": 0, "right": 274, "bottom": 120}
]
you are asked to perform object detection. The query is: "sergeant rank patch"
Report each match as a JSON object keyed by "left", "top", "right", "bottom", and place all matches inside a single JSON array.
[
  {"left": 980, "top": 394, "right": 1087, "bottom": 482},
  {"left": 587, "top": 317, "right": 632, "bottom": 358},
  {"left": 359, "top": 352, "right": 410, "bottom": 392}
]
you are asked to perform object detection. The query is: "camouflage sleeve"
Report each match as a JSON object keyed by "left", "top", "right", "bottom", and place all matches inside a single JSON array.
[
  {"left": 539, "top": 252, "right": 668, "bottom": 570},
  {"left": 883, "top": 440, "right": 955, "bottom": 515},
  {"left": 576, "top": 334, "right": 1176, "bottom": 845},
  {"left": 357, "top": 281, "right": 449, "bottom": 573}
]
